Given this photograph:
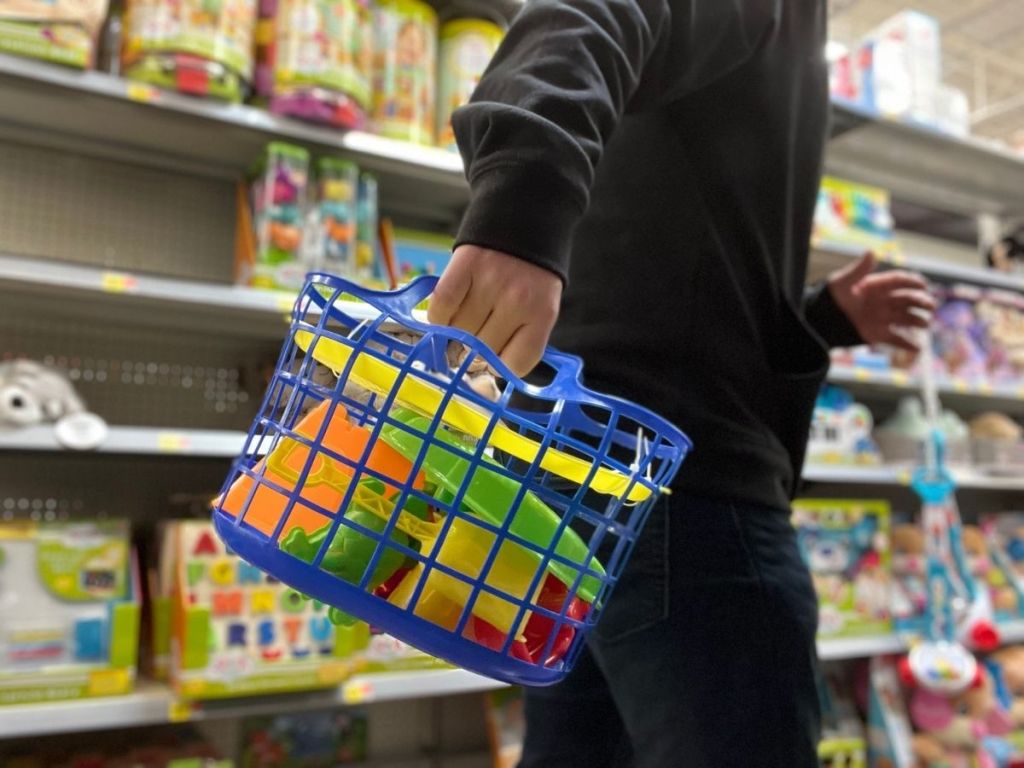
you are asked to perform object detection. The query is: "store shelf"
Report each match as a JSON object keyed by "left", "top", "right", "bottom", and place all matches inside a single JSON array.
[
  {"left": 0, "top": 669, "right": 504, "bottom": 739},
  {"left": 0, "top": 252, "right": 387, "bottom": 337},
  {"left": 0, "top": 54, "right": 467, "bottom": 226},
  {"left": 0, "top": 425, "right": 246, "bottom": 457},
  {"left": 828, "top": 364, "right": 1024, "bottom": 414},
  {"left": 802, "top": 463, "right": 1024, "bottom": 492},
  {"left": 813, "top": 239, "right": 1024, "bottom": 294},
  {"left": 817, "top": 634, "right": 907, "bottom": 661},
  {"left": 828, "top": 100, "right": 1024, "bottom": 217}
]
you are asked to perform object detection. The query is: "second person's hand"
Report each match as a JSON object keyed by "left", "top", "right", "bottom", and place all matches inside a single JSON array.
[{"left": 428, "top": 245, "right": 562, "bottom": 378}]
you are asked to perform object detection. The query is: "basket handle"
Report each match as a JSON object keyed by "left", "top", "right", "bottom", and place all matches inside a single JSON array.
[{"left": 309, "top": 273, "right": 598, "bottom": 403}]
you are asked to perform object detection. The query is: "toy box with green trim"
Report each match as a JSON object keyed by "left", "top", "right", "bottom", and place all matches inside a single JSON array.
[
  {"left": 793, "top": 499, "right": 893, "bottom": 638},
  {"left": 0, "top": 520, "right": 140, "bottom": 706},
  {"left": 813, "top": 175, "right": 900, "bottom": 259}
]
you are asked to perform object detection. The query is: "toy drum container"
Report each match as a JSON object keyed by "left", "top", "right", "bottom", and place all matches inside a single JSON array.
[
  {"left": 123, "top": 0, "right": 257, "bottom": 101},
  {"left": 313, "top": 157, "right": 360, "bottom": 278},
  {"left": 372, "top": 0, "right": 437, "bottom": 145},
  {"left": 212, "top": 275, "right": 691, "bottom": 685},
  {"left": 436, "top": 18, "right": 503, "bottom": 151},
  {"left": 257, "top": 0, "right": 373, "bottom": 129}
]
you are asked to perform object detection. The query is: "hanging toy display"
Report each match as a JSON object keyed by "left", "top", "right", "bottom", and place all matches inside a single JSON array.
[
  {"left": 212, "top": 275, "right": 690, "bottom": 686},
  {"left": 436, "top": 16, "right": 503, "bottom": 151},
  {"left": 372, "top": 0, "right": 437, "bottom": 145},
  {"left": 255, "top": 0, "right": 373, "bottom": 129},
  {"left": 122, "top": 0, "right": 258, "bottom": 101},
  {"left": 901, "top": 327, "right": 1003, "bottom": 728}
]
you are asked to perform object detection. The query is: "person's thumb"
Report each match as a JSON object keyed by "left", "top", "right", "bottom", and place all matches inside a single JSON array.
[{"left": 831, "top": 251, "right": 877, "bottom": 291}]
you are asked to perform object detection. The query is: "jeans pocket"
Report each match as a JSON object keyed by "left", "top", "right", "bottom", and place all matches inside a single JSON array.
[{"left": 592, "top": 498, "right": 670, "bottom": 644}]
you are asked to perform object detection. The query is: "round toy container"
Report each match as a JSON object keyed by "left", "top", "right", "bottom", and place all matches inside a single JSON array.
[
  {"left": 212, "top": 274, "right": 691, "bottom": 686},
  {"left": 436, "top": 18, "right": 503, "bottom": 151},
  {"left": 258, "top": 0, "right": 373, "bottom": 129},
  {"left": 123, "top": 0, "right": 257, "bottom": 101},
  {"left": 372, "top": 0, "right": 437, "bottom": 145}
]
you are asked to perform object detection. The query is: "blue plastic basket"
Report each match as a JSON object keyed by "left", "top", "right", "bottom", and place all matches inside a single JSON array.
[{"left": 212, "top": 274, "right": 691, "bottom": 686}]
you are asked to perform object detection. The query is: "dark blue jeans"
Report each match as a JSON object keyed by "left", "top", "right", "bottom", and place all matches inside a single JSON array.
[{"left": 519, "top": 493, "right": 821, "bottom": 768}]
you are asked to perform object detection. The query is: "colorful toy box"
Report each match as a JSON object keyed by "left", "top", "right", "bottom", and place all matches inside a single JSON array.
[
  {"left": 310, "top": 157, "right": 361, "bottom": 280},
  {"left": 0, "top": 520, "right": 140, "bottom": 705},
  {"left": 372, "top": 0, "right": 437, "bottom": 145},
  {"left": 239, "top": 709, "right": 367, "bottom": 766},
  {"left": 254, "top": 0, "right": 373, "bottom": 129},
  {"left": 813, "top": 176, "right": 898, "bottom": 258},
  {"left": 793, "top": 499, "right": 892, "bottom": 639},
  {"left": 806, "top": 385, "right": 883, "bottom": 467},
  {"left": 240, "top": 142, "right": 312, "bottom": 291},
  {"left": 0, "top": 0, "right": 108, "bottom": 67},
  {"left": 158, "top": 519, "right": 365, "bottom": 699},
  {"left": 436, "top": 17, "right": 503, "bottom": 151},
  {"left": 123, "top": 0, "right": 258, "bottom": 101}
]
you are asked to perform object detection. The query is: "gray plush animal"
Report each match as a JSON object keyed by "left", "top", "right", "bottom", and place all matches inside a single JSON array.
[{"left": 0, "top": 360, "right": 107, "bottom": 449}]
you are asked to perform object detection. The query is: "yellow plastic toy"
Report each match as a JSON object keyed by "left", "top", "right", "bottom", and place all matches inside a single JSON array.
[{"left": 293, "top": 330, "right": 654, "bottom": 502}]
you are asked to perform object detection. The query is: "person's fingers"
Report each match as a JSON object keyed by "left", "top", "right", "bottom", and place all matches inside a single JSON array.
[
  {"left": 886, "top": 288, "right": 938, "bottom": 312},
  {"left": 448, "top": 280, "right": 497, "bottom": 336},
  {"left": 475, "top": 306, "right": 523, "bottom": 357},
  {"left": 832, "top": 251, "right": 877, "bottom": 290},
  {"left": 428, "top": 255, "right": 472, "bottom": 326},
  {"left": 862, "top": 270, "right": 931, "bottom": 294},
  {"left": 499, "top": 322, "right": 551, "bottom": 378},
  {"left": 887, "top": 310, "right": 931, "bottom": 330}
]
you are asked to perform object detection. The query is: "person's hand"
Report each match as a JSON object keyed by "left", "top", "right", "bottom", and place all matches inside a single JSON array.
[
  {"left": 428, "top": 245, "right": 562, "bottom": 377},
  {"left": 828, "top": 251, "right": 936, "bottom": 353}
]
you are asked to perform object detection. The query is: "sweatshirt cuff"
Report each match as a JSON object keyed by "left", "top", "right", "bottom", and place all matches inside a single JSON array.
[
  {"left": 803, "top": 281, "right": 864, "bottom": 349},
  {"left": 454, "top": 163, "right": 586, "bottom": 285}
]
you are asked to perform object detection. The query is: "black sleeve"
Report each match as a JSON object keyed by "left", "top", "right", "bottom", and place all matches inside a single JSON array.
[
  {"left": 803, "top": 282, "right": 864, "bottom": 349},
  {"left": 451, "top": 0, "right": 779, "bottom": 283}
]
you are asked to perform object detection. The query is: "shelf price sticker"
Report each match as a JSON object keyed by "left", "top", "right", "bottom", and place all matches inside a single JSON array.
[
  {"left": 891, "top": 371, "right": 910, "bottom": 387},
  {"left": 896, "top": 468, "right": 913, "bottom": 486},
  {"left": 951, "top": 378, "right": 970, "bottom": 394},
  {"left": 342, "top": 680, "right": 374, "bottom": 705},
  {"left": 978, "top": 382, "right": 994, "bottom": 396},
  {"left": 87, "top": 668, "right": 131, "bottom": 696},
  {"left": 167, "top": 699, "right": 193, "bottom": 723},
  {"left": 101, "top": 271, "right": 139, "bottom": 294},
  {"left": 157, "top": 432, "right": 192, "bottom": 454},
  {"left": 126, "top": 82, "right": 161, "bottom": 104},
  {"left": 854, "top": 368, "right": 873, "bottom": 382}
]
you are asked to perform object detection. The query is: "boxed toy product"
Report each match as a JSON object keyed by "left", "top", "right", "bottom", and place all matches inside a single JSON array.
[
  {"left": 436, "top": 17, "right": 503, "bottom": 151},
  {"left": 813, "top": 176, "right": 898, "bottom": 258},
  {"left": 372, "top": 0, "right": 437, "bottom": 145},
  {"left": 0, "top": 0, "right": 108, "bottom": 67},
  {"left": 805, "top": 385, "right": 882, "bottom": 467},
  {"left": 0, "top": 520, "right": 140, "bottom": 705},
  {"left": 308, "top": 157, "right": 361, "bottom": 279},
  {"left": 157, "top": 519, "right": 366, "bottom": 699},
  {"left": 239, "top": 142, "right": 312, "bottom": 291},
  {"left": 239, "top": 708, "right": 368, "bottom": 766},
  {"left": 254, "top": 0, "right": 373, "bottom": 129},
  {"left": 793, "top": 498, "right": 892, "bottom": 639},
  {"left": 819, "top": 665, "right": 867, "bottom": 768},
  {"left": 122, "top": 0, "right": 258, "bottom": 101}
]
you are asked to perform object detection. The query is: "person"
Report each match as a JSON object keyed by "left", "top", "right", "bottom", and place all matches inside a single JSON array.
[{"left": 427, "top": 2, "right": 935, "bottom": 766}]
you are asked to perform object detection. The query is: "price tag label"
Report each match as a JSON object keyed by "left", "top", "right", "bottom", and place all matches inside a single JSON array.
[
  {"left": 87, "top": 668, "right": 130, "bottom": 696},
  {"left": 157, "top": 433, "right": 191, "bottom": 454},
  {"left": 951, "top": 378, "right": 970, "bottom": 393},
  {"left": 891, "top": 371, "right": 910, "bottom": 387},
  {"left": 167, "top": 699, "right": 193, "bottom": 723},
  {"left": 126, "top": 82, "right": 160, "bottom": 104},
  {"left": 317, "top": 661, "right": 350, "bottom": 686},
  {"left": 889, "top": 252, "right": 907, "bottom": 266},
  {"left": 896, "top": 469, "right": 913, "bottom": 486},
  {"left": 342, "top": 680, "right": 374, "bottom": 704},
  {"left": 276, "top": 294, "right": 296, "bottom": 313},
  {"left": 101, "top": 272, "right": 139, "bottom": 294},
  {"left": 978, "top": 382, "right": 994, "bottom": 396},
  {"left": 854, "top": 368, "right": 872, "bottom": 382}
]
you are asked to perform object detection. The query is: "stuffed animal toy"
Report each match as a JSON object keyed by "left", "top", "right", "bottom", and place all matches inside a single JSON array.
[{"left": 0, "top": 359, "right": 107, "bottom": 449}]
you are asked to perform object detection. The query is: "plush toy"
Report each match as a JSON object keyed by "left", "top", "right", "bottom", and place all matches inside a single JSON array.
[
  {"left": 892, "top": 524, "right": 928, "bottom": 626},
  {"left": 991, "top": 647, "right": 1024, "bottom": 729},
  {"left": 963, "top": 525, "right": 1020, "bottom": 617},
  {"left": 0, "top": 359, "right": 107, "bottom": 449},
  {"left": 934, "top": 290, "right": 989, "bottom": 382}
]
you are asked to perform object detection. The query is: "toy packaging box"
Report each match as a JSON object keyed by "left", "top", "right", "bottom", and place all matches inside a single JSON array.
[
  {"left": 0, "top": 0, "right": 108, "bottom": 67},
  {"left": 813, "top": 176, "right": 899, "bottom": 259},
  {"left": 0, "top": 520, "right": 140, "bottom": 705},
  {"left": 239, "top": 709, "right": 367, "bottom": 767},
  {"left": 156, "top": 519, "right": 367, "bottom": 699},
  {"left": 793, "top": 498, "right": 892, "bottom": 639},
  {"left": 819, "top": 665, "right": 867, "bottom": 768},
  {"left": 806, "top": 385, "right": 883, "bottom": 467}
]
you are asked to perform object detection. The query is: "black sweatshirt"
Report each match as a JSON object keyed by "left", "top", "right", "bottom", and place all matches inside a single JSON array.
[{"left": 451, "top": 0, "right": 862, "bottom": 510}]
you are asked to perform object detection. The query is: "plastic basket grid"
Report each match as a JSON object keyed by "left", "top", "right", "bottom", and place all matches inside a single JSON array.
[{"left": 213, "top": 274, "right": 690, "bottom": 686}]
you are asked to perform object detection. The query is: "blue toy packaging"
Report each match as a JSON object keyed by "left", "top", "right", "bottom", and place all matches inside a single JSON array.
[
  {"left": 805, "top": 385, "right": 883, "bottom": 467},
  {"left": 0, "top": 520, "right": 140, "bottom": 705},
  {"left": 793, "top": 498, "right": 892, "bottom": 639}
]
